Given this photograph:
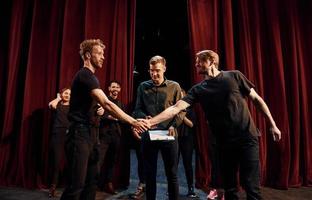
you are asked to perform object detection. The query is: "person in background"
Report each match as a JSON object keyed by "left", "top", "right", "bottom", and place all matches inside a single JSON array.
[
  {"left": 48, "top": 88, "right": 71, "bottom": 197},
  {"left": 98, "top": 80, "right": 124, "bottom": 194},
  {"left": 177, "top": 89, "right": 198, "bottom": 198}
]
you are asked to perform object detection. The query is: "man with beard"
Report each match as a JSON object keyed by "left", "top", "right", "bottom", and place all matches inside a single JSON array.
[
  {"left": 98, "top": 81, "right": 124, "bottom": 194},
  {"left": 60, "top": 39, "right": 148, "bottom": 200},
  {"left": 140, "top": 50, "right": 282, "bottom": 200}
]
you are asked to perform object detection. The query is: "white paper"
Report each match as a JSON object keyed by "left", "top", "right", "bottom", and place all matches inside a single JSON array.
[{"left": 148, "top": 130, "right": 175, "bottom": 141}]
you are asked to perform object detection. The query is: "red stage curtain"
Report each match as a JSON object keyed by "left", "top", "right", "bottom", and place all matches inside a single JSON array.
[
  {"left": 187, "top": 0, "right": 312, "bottom": 189},
  {"left": 0, "top": 0, "right": 135, "bottom": 188}
]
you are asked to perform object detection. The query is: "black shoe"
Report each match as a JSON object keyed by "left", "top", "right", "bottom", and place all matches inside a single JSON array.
[{"left": 187, "top": 186, "right": 198, "bottom": 198}]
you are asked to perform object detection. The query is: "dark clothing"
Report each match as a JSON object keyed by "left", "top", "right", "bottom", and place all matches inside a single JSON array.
[
  {"left": 68, "top": 67, "right": 100, "bottom": 125},
  {"left": 98, "top": 96, "right": 124, "bottom": 184},
  {"left": 207, "top": 127, "right": 222, "bottom": 188},
  {"left": 133, "top": 79, "right": 184, "bottom": 129},
  {"left": 52, "top": 102, "right": 70, "bottom": 129},
  {"left": 133, "top": 79, "right": 183, "bottom": 200},
  {"left": 182, "top": 70, "right": 262, "bottom": 199},
  {"left": 50, "top": 127, "right": 67, "bottom": 185},
  {"left": 177, "top": 107, "right": 196, "bottom": 187},
  {"left": 141, "top": 133, "right": 179, "bottom": 200},
  {"left": 62, "top": 124, "right": 99, "bottom": 200},
  {"left": 134, "top": 141, "right": 145, "bottom": 184},
  {"left": 221, "top": 136, "right": 261, "bottom": 200},
  {"left": 61, "top": 67, "right": 100, "bottom": 200},
  {"left": 98, "top": 131, "right": 120, "bottom": 183},
  {"left": 50, "top": 102, "right": 69, "bottom": 185},
  {"left": 183, "top": 70, "right": 259, "bottom": 144}
]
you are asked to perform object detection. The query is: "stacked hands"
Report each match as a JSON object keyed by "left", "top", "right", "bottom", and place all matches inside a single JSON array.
[
  {"left": 130, "top": 116, "right": 282, "bottom": 142},
  {"left": 131, "top": 116, "right": 176, "bottom": 140},
  {"left": 131, "top": 116, "right": 152, "bottom": 140}
]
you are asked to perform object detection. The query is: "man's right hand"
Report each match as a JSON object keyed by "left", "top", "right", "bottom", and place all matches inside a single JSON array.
[{"left": 131, "top": 118, "right": 151, "bottom": 140}]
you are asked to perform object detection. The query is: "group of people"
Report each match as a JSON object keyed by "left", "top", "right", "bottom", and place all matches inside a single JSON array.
[
  {"left": 49, "top": 38, "right": 281, "bottom": 200},
  {"left": 48, "top": 80, "right": 128, "bottom": 196}
]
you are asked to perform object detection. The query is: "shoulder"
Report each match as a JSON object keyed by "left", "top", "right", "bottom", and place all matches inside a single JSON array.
[
  {"left": 166, "top": 80, "right": 180, "bottom": 87},
  {"left": 139, "top": 80, "right": 153, "bottom": 88},
  {"left": 222, "top": 70, "right": 241, "bottom": 76}
]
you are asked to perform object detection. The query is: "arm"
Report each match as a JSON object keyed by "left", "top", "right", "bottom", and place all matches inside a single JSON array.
[
  {"left": 48, "top": 94, "right": 61, "bottom": 109},
  {"left": 183, "top": 116, "right": 194, "bottom": 128},
  {"left": 149, "top": 99, "right": 190, "bottom": 127},
  {"left": 249, "top": 88, "right": 281, "bottom": 141},
  {"left": 91, "top": 88, "right": 148, "bottom": 131},
  {"left": 170, "top": 86, "right": 185, "bottom": 128}
]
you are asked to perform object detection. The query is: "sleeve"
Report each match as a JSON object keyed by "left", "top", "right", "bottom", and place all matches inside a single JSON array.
[
  {"left": 182, "top": 84, "right": 198, "bottom": 105},
  {"left": 132, "top": 84, "right": 147, "bottom": 119},
  {"left": 236, "top": 71, "right": 255, "bottom": 97},
  {"left": 186, "top": 107, "right": 196, "bottom": 126},
  {"left": 83, "top": 72, "right": 100, "bottom": 91},
  {"left": 170, "top": 84, "right": 185, "bottom": 128}
]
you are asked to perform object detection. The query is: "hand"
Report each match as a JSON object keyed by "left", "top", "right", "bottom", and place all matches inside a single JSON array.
[
  {"left": 270, "top": 126, "right": 281, "bottom": 141},
  {"left": 132, "top": 118, "right": 150, "bottom": 133},
  {"left": 97, "top": 106, "right": 104, "bottom": 116},
  {"left": 145, "top": 116, "right": 157, "bottom": 129},
  {"left": 168, "top": 126, "right": 176, "bottom": 137},
  {"left": 132, "top": 127, "right": 142, "bottom": 140}
]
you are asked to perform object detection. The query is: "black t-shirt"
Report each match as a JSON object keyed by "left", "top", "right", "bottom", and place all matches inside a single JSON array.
[
  {"left": 68, "top": 67, "right": 100, "bottom": 125},
  {"left": 53, "top": 102, "right": 70, "bottom": 129},
  {"left": 100, "top": 95, "right": 125, "bottom": 130},
  {"left": 183, "top": 70, "right": 258, "bottom": 143},
  {"left": 178, "top": 107, "right": 196, "bottom": 137}
]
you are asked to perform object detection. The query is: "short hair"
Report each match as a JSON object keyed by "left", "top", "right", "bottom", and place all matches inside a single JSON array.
[
  {"left": 196, "top": 50, "right": 219, "bottom": 68},
  {"left": 149, "top": 55, "right": 166, "bottom": 66},
  {"left": 108, "top": 80, "right": 121, "bottom": 87},
  {"left": 60, "top": 87, "right": 70, "bottom": 94},
  {"left": 79, "top": 39, "right": 105, "bottom": 59}
]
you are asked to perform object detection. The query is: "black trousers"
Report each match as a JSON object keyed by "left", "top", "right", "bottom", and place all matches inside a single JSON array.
[
  {"left": 98, "top": 128, "right": 120, "bottom": 183},
  {"left": 50, "top": 127, "right": 67, "bottom": 186},
  {"left": 60, "top": 124, "right": 99, "bottom": 200},
  {"left": 220, "top": 136, "right": 262, "bottom": 200},
  {"left": 178, "top": 134, "right": 194, "bottom": 188},
  {"left": 141, "top": 132, "right": 179, "bottom": 200},
  {"left": 131, "top": 139, "right": 145, "bottom": 184},
  {"left": 208, "top": 131, "right": 222, "bottom": 188}
]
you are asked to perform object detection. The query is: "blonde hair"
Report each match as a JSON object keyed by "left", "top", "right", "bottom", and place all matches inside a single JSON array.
[
  {"left": 79, "top": 39, "right": 105, "bottom": 59},
  {"left": 196, "top": 50, "right": 219, "bottom": 68}
]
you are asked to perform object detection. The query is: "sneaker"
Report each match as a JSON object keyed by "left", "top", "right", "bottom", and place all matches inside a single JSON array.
[
  {"left": 130, "top": 184, "right": 145, "bottom": 199},
  {"left": 207, "top": 189, "right": 218, "bottom": 200}
]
